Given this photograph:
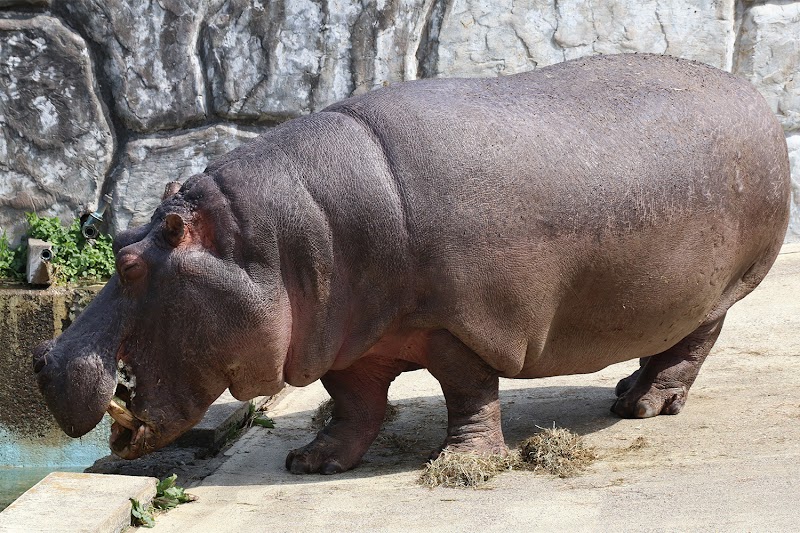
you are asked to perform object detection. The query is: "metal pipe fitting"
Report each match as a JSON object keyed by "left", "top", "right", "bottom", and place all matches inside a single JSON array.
[{"left": 82, "top": 193, "right": 113, "bottom": 239}]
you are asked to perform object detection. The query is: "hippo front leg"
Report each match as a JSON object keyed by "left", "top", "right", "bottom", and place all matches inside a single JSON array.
[
  {"left": 286, "top": 357, "right": 405, "bottom": 475},
  {"left": 612, "top": 316, "right": 724, "bottom": 418},
  {"left": 427, "top": 331, "right": 507, "bottom": 459}
]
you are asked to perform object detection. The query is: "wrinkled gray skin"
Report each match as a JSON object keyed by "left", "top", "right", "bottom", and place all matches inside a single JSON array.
[{"left": 34, "top": 54, "right": 790, "bottom": 473}]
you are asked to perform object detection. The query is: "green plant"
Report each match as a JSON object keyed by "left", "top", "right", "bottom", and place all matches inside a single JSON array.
[
  {"left": 152, "top": 474, "right": 196, "bottom": 510},
  {"left": 0, "top": 213, "right": 115, "bottom": 284},
  {"left": 0, "top": 232, "right": 26, "bottom": 280},
  {"left": 25, "top": 212, "right": 115, "bottom": 283},
  {"left": 251, "top": 414, "right": 275, "bottom": 428},
  {"left": 129, "top": 474, "right": 196, "bottom": 528},
  {"left": 130, "top": 498, "right": 155, "bottom": 528}
]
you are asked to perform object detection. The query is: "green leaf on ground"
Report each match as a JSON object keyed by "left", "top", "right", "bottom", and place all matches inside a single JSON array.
[
  {"left": 252, "top": 415, "right": 275, "bottom": 428},
  {"left": 130, "top": 474, "right": 196, "bottom": 527},
  {"left": 130, "top": 498, "right": 155, "bottom": 528}
]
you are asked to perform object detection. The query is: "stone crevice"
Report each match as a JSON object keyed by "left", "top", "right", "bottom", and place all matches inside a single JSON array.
[{"left": 0, "top": 0, "right": 798, "bottom": 242}]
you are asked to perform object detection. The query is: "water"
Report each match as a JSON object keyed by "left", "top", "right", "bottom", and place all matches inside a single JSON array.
[
  {"left": 0, "top": 421, "right": 111, "bottom": 511},
  {"left": 0, "top": 466, "right": 85, "bottom": 510}
]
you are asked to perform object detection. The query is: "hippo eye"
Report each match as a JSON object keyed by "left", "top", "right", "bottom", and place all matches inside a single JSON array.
[{"left": 118, "top": 255, "right": 146, "bottom": 283}]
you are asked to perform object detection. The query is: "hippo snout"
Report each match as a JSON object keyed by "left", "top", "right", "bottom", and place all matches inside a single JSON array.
[
  {"left": 33, "top": 339, "right": 117, "bottom": 438},
  {"left": 32, "top": 339, "right": 55, "bottom": 374}
]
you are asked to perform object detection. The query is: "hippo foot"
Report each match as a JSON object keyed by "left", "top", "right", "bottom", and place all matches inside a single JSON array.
[
  {"left": 614, "top": 369, "right": 642, "bottom": 398},
  {"left": 428, "top": 430, "right": 508, "bottom": 461},
  {"left": 611, "top": 383, "right": 688, "bottom": 418},
  {"left": 285, "top": 432, "right": 365, "bottom": 475},
  {"left": 614, "top": 358, "right": 651, "bottom": 397}
]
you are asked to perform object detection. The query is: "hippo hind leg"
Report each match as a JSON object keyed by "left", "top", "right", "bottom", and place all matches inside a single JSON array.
[
  {"left": 612, "top": 248, "right": 780, "bottom": 418},
  {"left": 286, "top": 358, "right": 406, "bottom": 475},
  {"left": 613, "top": 356, "right": 649, "bottom": 397},
  {"left": 612, "top": 315, "right": 724, "bottom": 418}
]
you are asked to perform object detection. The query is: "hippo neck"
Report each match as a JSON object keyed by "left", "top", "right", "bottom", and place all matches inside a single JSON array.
[{"left": 209, "top": 113, "right": 416, "bottom": 386}]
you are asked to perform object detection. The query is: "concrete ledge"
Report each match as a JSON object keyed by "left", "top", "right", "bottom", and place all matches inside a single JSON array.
[
  {"left": 175, "top": 391, "right": 267, "bottom": 452},
  {"left": 0, "top": 472, "right": 156, "bottom": 533},
  {"left": 85, "top": 392, "right": 275, "bottom": 482}
]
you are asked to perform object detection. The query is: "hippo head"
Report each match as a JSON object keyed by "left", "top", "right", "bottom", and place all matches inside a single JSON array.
[{"left": 33, "top": 177, "right": 292, "bottom": 459}]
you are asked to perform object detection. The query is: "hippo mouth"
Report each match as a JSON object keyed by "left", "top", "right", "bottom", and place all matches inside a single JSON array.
[{"left": 106, "top": 386, "right": 156, "bottom": 459}]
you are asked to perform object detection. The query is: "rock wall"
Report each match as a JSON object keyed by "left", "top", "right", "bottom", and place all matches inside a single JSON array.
[
  {"left": 1, "top": 1, "right": 798, "bottom": 241},
  {"left": 0, "top": 285, "right": 109, "bottom": 468}
]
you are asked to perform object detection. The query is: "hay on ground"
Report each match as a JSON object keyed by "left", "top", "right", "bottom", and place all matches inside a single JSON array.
[
  {"left": 311, "top": 398, "right": 335, "bottom": 429},
  {"left": 374, "top": 432, "right": 418, "bottom": 454},
  {"left": 518, "top": 427, "right": 596, "bottom": 478},
  {"left": 627, "top": 436, "right": 648, "bottom": 451},
  {"left": 310, "top": 398, "right": 400, "bottom": 430},
  {"left": 418, "top": 450, "right": 516, "bottom": 488}
]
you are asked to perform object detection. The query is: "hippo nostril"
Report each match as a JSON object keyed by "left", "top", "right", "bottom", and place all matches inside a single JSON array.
[
  {"left": 33, "top": 356, "right": 47, "bottom": 374},
  {"left": 32, "top": 339, "right": 55, "bottom": 374}
]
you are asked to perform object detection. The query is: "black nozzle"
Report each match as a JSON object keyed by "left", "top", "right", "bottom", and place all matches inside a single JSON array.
[{"left": 82, "top": 193, "right": 113, "bottom": 239}]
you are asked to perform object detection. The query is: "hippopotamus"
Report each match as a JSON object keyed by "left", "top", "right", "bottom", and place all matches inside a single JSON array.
[{"left": 34, "top": 53, "right": 790, "bottom": 474}]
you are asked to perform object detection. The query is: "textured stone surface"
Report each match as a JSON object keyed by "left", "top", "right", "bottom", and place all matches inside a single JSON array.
[
  {"left": 203, "top": 0, "right": 325, "bottom": 120},
  {"left": 734, "top": 2, "right": 800, "bottom": 133},
  {"left": 0, "top": 0, "right": 49, "bottom": 6},
  {"left": 109, "top": 125, "right": 260, "bottom": 232},
  {"left": 434, "top": 0, "right": 736, "bottom": 77},
  {"left": 0, "top": 285, "right": 102, "bottom": 438},
  {"left": 53, "top": 0, "right": 209, "bottom": 132},
  {"left": 0, "top": 15, "right": 114, "bottom": 243},
  {"left": 202, "top": 0, "right": 431, "bottom": 119},
  {"left": 349, "top": 0, "right": 432, "bottom": 94},
  {"left": 2, "top": 0, "right": 800, "bottom": 244},
  {"left": 0, "top": 472, "right": 156, "bottom": 533},
  {"left": 787, "top": 134, "right": 800, "bottom": 243}
]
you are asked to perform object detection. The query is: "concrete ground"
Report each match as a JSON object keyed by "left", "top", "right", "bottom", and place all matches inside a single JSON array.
[{"left": 152, "top": 245, "right": 800, "bottom": 532}]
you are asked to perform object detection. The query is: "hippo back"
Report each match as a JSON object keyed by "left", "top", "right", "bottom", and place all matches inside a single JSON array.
[{"left": 324, "top": 54, "right": 791, "bottom": 377}]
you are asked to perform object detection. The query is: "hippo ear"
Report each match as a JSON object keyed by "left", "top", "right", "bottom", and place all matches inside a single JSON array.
[
  {"left": 162, "top": 181, "right": 182, "bottom": 200},
  {"left": 163, "top": 213, "right": 185, "bottom": 248}
]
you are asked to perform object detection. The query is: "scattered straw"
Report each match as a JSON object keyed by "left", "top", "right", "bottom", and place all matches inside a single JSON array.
[
  {"left": 627, "top": 436, "right": 648, "bottom": 451},
  {"left": 518, "top": 426, "right": 596, "bottom": 478},
  {"left": 311, "top": 398, "right": 335, "bottom": 429},
  {"left": 418, "top": 426, "right": 596, "bottom": 488},
  {"left": 310, "top": 398, "right": 400, "bottom": 430},
  {"left": 419, "top": 450, "right": 516, "bottom": 488},
  {"left": 375, "top": 432, "right": 418, "bottom": 454}
]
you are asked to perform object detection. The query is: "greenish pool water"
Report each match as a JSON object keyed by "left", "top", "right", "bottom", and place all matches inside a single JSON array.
[
  {"left": 0, "top": 466, "right": 84, "bottom": 510},
  {"left": 0, "top": 422, "right": 111, "bottom": 511}
]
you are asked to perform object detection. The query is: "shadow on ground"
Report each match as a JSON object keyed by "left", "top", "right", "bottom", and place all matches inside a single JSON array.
[
  {"left": 86, "top": 383, "right": 623, "bottom": 486},
  {"left": 190, "top": 383, "right": 622, "bottom": 487}
]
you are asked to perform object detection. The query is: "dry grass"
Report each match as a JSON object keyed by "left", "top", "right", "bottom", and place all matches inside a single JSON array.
[
  {"left": 418, "top": 426, "right": 596, "bottom": 488},
  {"left": 374, "top": 432, "right": 418, "bottom": 454},
  {"left": 310, "top": 398, "right": 335, "bottom": 429},
  {"left": 518, "top": 426, "right": 597, "bottom": 478},
  {"left": 310, "top": 398, "right": 400, "bottom": 430},
  {"left": 419, "top": 450, "right": 517, "bottom": 488},
  {"left": 627, "top": 436, "right": 648, "bottom": 451}
]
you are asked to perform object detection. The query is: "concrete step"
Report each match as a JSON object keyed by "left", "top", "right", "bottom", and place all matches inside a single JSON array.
[
  {"left": 0, "top": 471, "right": 156, "bottom": 533},
  {"left": 175, "top": 391, "right": 267, "bottom": 452}
]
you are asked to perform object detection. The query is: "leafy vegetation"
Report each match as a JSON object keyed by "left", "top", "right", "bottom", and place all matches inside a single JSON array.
[
  {"left": 0, "top": 231, "right": 26, "bottom": 281},
  {"left": 250, "top": 414, "right": 275, "bottom": 429},
  {"left": 130, "top": 474, "right": 197, "bottom": 528},
  {"left": 0, "top": 213, "right": 115, "bottom": 284},
  {"left": 152, "top": 474, "right": 196, "bottom": 510},
  {"left": 130, "top": 498, "right": 155, "bottom": 528}
]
